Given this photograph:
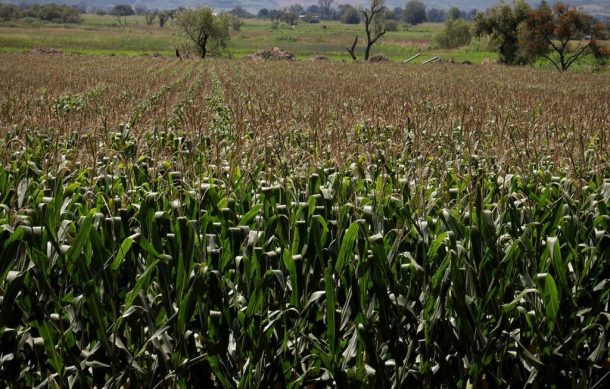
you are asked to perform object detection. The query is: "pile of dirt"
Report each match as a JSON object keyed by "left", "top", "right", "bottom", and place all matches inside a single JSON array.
[
  {"left": 481, "top": 58, "right": 499, "bottom": 65},
  {"left": 30, "top": 48, "right": 64, "bottom": 55},
  {"left": 248, "top": 47, "right": 295, "bottom": 61},
  {"left": 369, "top": 55, "right": 390, "bottom": 63},
  {"left": 309, "top": 55, "right": 329, "bottom": 61}
]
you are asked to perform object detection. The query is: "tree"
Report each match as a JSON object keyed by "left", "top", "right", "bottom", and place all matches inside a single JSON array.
[
  {"left": 111, "top": 4, "right": 134, "bottom": 25},
  {"left": 281, "top": 11, "right": 299, "bottom": 25},
  {"left": 159, "top": 12, "right": 169, "bottom": 27},
  {"left": 307, "top": 5, "right": 320, "bottom": 15},
  {"left": 145, "top": 12, "right": 157, "bottom": 26},
  {"left": 392, "top": 7, "right": 403, "bottom": 21},
  {"left": 341, "top": 6, "right": 360, "bottom": 24},
  {"left": 176, "top": 7, "right": 230, "bottom": 59},
  {"left": 361, "top": 0, "right": 387, "bottom": 60},
  {"left": 258, "top": 8, "right": 269, "bottom": 18},
  {"left": 230, "top": 6, "right": 255, "bottom": 18},
  {"left": 473, "top": 0, "right": 530, "bottom": 65},
  {"left": 403, "top": 0, "right": 426, "bottom": 25},
  {"left": 520, "top": 2, "right": 609, "bottom": 70},
  {"left": 134, "top": 3, "right": 147, "bottom": 15},
  {"left": 448, "top": 7, "right": 462, "bottom": 20},
  {"left": 466, "top": 9, "right": 478, "bottom": 21},
  {"left": 23, "top": 4, "right": 82, "bottom": 23},
  {"left": 0, "top": 4, "right": 22, "bottom": 21},
  {"left": 289, "top": 4, "right": 304, "bottom": 15},
  {"left": 434, "top": 18, "right": 472, "bottom": 48},
  {"left": 230, "top": 14, "right": 242, "bottom": 31},
  {"left": 427, "top": 8, "right": 446, "bottom": 23},
  {"left": 318, "top": 0, "right": 334, "bottom": 20}
]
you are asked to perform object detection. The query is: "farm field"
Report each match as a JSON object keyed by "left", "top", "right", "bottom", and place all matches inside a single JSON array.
[
  {"left": 0, "top": 15, "right": 496, "bottom": 62},
  {"left": 0, "top": 53, "right": 609, "bottom": 386}
]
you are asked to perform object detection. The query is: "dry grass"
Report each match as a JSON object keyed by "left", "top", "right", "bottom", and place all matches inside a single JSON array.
[{"left": 1, "top": 53, "right": 609, "bottom": 179}]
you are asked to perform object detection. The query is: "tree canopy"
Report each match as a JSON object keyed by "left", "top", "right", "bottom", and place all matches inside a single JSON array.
[
  {"left": 403, "top": 0, "right": 426, "bottom": 25},
  {"left": 520, "top": 2, "right": 610, "bottom": 70},
  {"left": 111, "top": 4, "right": 135, "bottom": 17},
  {"left": 175, "top": 7, "right": 230, "bottom": 59},
  {"left": 341, "top": 6, "right": 360, "bottom": 24},
  {"left": 473, "top": 0, "right": 531, "bottom": 65}
]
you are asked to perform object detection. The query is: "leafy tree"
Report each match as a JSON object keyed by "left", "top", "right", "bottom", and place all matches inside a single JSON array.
[
  {"left": 134, "top": 3, "right": 147, "bottom": 15},
  {"left": 520, "top": 2, "right": 610, "bottom": 70},
  {"left": 392, "top": 7, "right": 403, "bottom": 21},
  {"left": 258, "top": 8, "right": 269, "bottom": 18},
  {"left": 448, "top": 7, "right": 462, "bottom": 20},
  {"left": 111, "top": 4, "right": 134, "bottom": 16},
  {"left": 111, "top": 4, "right": 134, "bottom": 25},
  {"left": 473, "top": 0, "right": 530, "bottom": 65},
  {"left": 289, "top": 4, "right": 304, "bottom": 15},
  {"left": 230, "top": 14, "right": 242, "bottom": 31},
  {"left": 466, "top": 9, "right": 478, "bottom": 21},
  {"left": 403, "top": 0, "right": 426, "bottom": 25},
  {"left": 23, "top": 4, "right": 82, "bottom": 23},
  {"left": 281, "top": 11, "right": 299, "bottom": 25},
  {"left": 231, "top": 6, "right": 255, "bottom": 19},
  {"left": 307, "top": 5, "right": 320, "bottom": 15},
  {"left": 0, "top": 4, "right": 23, "bottom": 21},
  {"left": 341, "top": 6, "right": 360, "bottom": 24},
  {"left": 427, "top": 8, "right": 446, "bottom": 22},
  {"left": 176, "top": 7, "right": 230, "bottom": 59},
  {"left": 435, "top": 18, "right": 472, "bottom": 48},
  {"left": 318, "top": 0, "right": 334, "bottom": 20}
]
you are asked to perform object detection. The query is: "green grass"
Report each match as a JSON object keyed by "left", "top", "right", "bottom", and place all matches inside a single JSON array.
[{"left": 0, "top": 17, "right": 499, "bottom": 62}]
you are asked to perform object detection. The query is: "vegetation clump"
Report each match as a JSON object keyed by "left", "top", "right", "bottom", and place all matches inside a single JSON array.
[
  {"left": 248, "top": 47, "right": 296, "bottom": 60},
  {"left": 0, "top": 3, "right": 82, "bottom": 23}
]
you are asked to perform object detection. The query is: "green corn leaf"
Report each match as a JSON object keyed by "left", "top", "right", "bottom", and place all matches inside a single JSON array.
[{"left": 335, "top": 221, "right": 359, "bottom": 276}]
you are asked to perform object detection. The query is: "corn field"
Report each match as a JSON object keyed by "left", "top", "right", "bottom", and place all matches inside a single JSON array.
[{"left": 0, "top": 53, "right": 609, "bottom": 387}]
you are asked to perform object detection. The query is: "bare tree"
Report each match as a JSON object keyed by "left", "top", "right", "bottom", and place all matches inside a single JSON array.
[
  {"left": 145, "top": 12, "right": 157, "bottom": 25},
  {"left": 346, "top": 36, "right": 358, "bottom": 60},
  {"left": 361, "top": 0, "right": 386, "bottom": 60}
]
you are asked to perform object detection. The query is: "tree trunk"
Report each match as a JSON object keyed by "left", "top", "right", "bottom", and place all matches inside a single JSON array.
[
  {"left": 200, "top": 34, "right": 208, "bottom": 59},
  {"left": 347, "top": 36, "right": 358, "bottom": 60}
]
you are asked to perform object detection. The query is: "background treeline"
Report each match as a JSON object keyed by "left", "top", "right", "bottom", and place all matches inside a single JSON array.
[
  {"left": 0, "top": 2, "right": 81, "bottom": 23},
  {"left": 255, "top": 1, "right": 479, "bottom": 25}
]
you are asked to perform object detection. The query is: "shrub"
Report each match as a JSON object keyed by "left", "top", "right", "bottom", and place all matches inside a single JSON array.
[
  {"left": 434, "top": 19, "right": 472, "bottom": 49},
  {"left": 385, "top": 20, "right": 399, "bottom": 31}
]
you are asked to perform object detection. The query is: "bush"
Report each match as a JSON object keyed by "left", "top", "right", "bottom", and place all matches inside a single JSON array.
[
  {"left": 434, "top": 19, "right": 472, "bottom": 49},
  {"left": 231, "top": 15, "right": 242, "bottom": 31},
  {"left": 385, "top": 20, "right": 399, "bottom": 31}
]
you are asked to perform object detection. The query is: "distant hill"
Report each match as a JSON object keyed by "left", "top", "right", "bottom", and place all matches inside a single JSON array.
[{"left": 3, "top": 0, "right": 610, "bottom": 17}]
